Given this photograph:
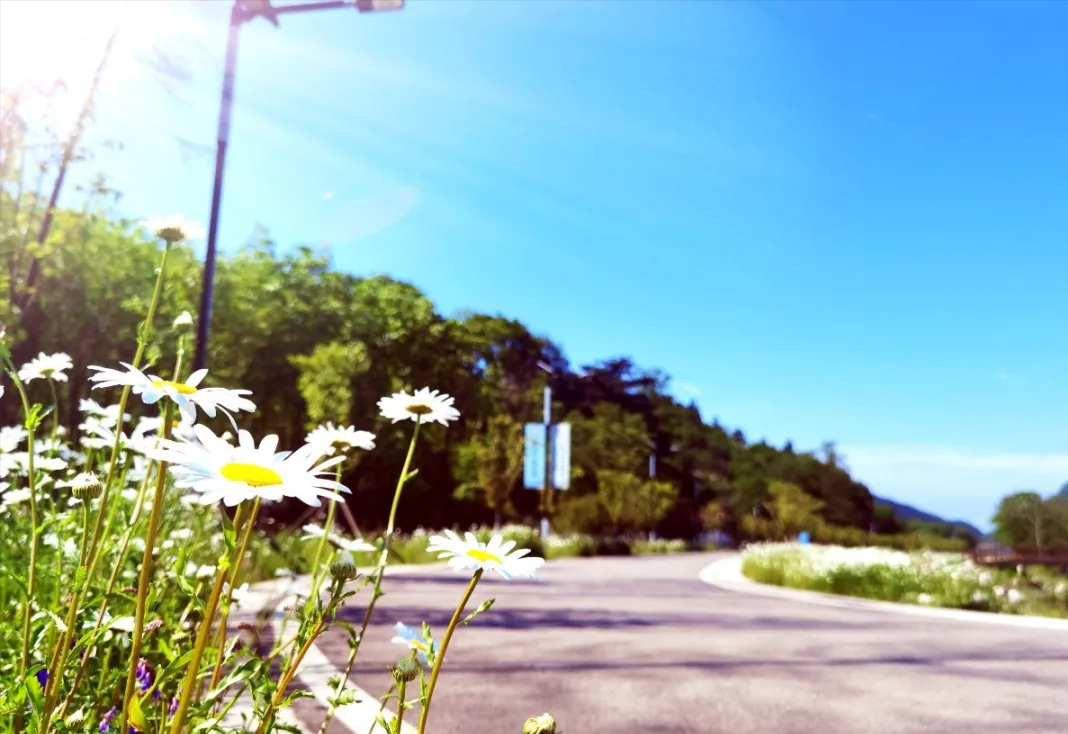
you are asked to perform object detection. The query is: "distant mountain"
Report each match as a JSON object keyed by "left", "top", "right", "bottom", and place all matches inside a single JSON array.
[
  {"left": 873, "top": 495, "right": 987, "bottom": 540},
  {"left": 1056, "top": 482, "right": 1068, "bottom": 499}
]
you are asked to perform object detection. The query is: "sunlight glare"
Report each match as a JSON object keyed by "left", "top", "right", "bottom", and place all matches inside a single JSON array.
[{"left": 0, "top": 0, "right": 160, "bottom": 92}]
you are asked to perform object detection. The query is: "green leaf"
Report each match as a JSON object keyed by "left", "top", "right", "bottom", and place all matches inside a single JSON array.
[
  {"left": 43, "top": 608, "right": 68, "bottom": 633},
  {"left": 128, "top": 691, "right": 146, "bottom": 730},
  {"left": 203, "top": 656, "right": 260, "bottom": 705},
  {"left": 155, "top": 648, "right": 196, "bottom": 692}
]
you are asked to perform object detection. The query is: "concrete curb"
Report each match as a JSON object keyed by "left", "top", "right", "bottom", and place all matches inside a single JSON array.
[
  {"left": 699, "top": 555, "right": 1068, "bottom": 631},
  {"left": 239, "top": 565, "right": 431, "bottom": 734}
]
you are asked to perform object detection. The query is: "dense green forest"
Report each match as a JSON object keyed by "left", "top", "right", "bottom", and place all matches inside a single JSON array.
[
  {"left": 1, "top": 195, "right": 979, "bottom": 547},
  {"left": 0, "top": 82, "right": 978, "bottom": 548}
]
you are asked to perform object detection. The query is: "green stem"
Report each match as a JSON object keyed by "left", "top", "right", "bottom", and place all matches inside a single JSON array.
[
  {"left": 58, "top": 458, "right": 155, "bottom": 719},
  {"left": 208, "top": 498, "right": 262, "bottom": 693},
  {"left": 83, "top": 241, "right": 171, "bottom": 578},
  {"left": 44, "top": 243, "right": 171, "bottom": 728},
  {"left": 393, "top": 678, "right": 407, "bottom": 734},
  {"left": 47, "top": 377, "right": 60, "bottom": 447},
  {"left": 416, "top": 569, "right": 483, "bottom": 734},
  {"left": 316, "top": 420, "right": 421, "bottom": 734},
  {"left": 254, "top": 607, "right": 331, "bottom": 734},
  {"left": 168, "top": 503, "right": 250, "bottom": 734},
  {"left": 308, "top": 469, "right": 342, "bottom": 600},
  {"left": 5, "top": 368, "right": 38, "bottom": 734},
  {"left": 78, "top": 502, "right": 91, "bottom": 568},
  {"left": 120, "top": 400, "right": 176, "bottom": 734}
]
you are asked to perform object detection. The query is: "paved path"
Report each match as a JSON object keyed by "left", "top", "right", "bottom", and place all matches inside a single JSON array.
[{"left": 292, "top": 552, "right": 1068, "bottom": 734}]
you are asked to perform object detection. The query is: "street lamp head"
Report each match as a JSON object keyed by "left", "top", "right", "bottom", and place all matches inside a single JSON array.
[
  {"left": 536, "top": 361, "right": 554, "bottom": 375},
  {"left": 356, "top": 0, "right": 404, "bottom": 11}
]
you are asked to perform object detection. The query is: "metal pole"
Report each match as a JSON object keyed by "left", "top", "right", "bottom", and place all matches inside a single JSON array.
[
  {"left": 193, "top": 2, "right": 242, "bottom": 372},
  {"left": 541, "top": 384, "right": 551, "bottom": 538},
  {"left": 649, "top": 452, "right": 656, "bottom": 479}
]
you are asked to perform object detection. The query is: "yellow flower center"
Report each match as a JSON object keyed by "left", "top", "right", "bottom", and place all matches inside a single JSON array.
[
  {"left": 465, "top": 548, "right": 502, "bottom": 564},
  {"left": 405, "top": 403, "right": 434, "bottom": 415},
  {"left": 220, "top": 462, "right": 283, "bottom": 487},
  {"left": 409, "top": 639, "right": 429, "bottom": 653},
  {"left": 152, "top": 379, "right": 197, "bottom": 395}
]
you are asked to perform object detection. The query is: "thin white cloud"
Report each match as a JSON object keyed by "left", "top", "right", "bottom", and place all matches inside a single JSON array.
[
  {"left": 676, "top": 381, "right": 702, "bottom": 398},
  {"left": 322, "top": 191, "right": 335, "bottom": 200},
  {"left": 838, "top": 444, "right": 1068, "bottom": 529}
]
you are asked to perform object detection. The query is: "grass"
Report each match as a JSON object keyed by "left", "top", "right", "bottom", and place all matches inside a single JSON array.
[{"left": 741, "top": 542, "right": 1068, "bottom": 618}]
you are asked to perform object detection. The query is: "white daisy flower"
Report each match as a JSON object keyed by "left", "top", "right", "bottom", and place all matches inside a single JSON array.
[
  {"left": 0, "top": 426, "right": 27, "bottom": 453},
  {"left": 391, "top": 622, "right": 435, "bottom": 664},
  {"left": 333, "top": 535, "right": 376, "bottom": 553},
  {"left": 306, "top": 423, "right": 376, "bottom": 454},
  {"left": 18, "top": 352, "right": 73, "bottom": 383},
  {"left": 377, "top": 388, "right": 460, "bottom": 427},
  {"left": 141, "top": 214, "right": 205, "bottom": 244},
  {"left": 34, "top": 456, "right": 68, "bottom": 472},
  {"left": 301, "top": 523, "right": 328, "bottom": 540},
  {"left": 148, "top": 424, "right": 349, "bottom": 507},
  {"left": 88, "top": 363, "right": 254, "bottom": 428},
  {"left": 425, "top": 530, "right": 544, "bottom": 580},
  {"left": 1, "top": 487, "right": 31, "bottom": 506},
  {"left": 131, "top": 415, "right": 196, "bottom": 443},
  {"left": 301, "top": 523, "right": 375, "bottom": 553}
]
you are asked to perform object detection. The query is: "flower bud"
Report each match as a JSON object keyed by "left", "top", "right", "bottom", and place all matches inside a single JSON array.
[
  {"left": 391, "top": 656, "right": 419, "bottom": 683},
  {"left": 523, "top": 713, "right": 557, "bottom": 734},
  {"left": 71, "top": 472, "right": 103, "bottom": 501},
  {"left": 173, "top": 310, "right": 194, "bottom": 332},
  {"left": 329, "top": 550, "right": 359, "bottom": 582}
]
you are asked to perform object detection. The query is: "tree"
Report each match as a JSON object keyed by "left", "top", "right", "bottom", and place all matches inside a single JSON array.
[
  {"left": 595, "top": 469, "right": 643, "bottom": 533},
  {"left": 764, "top": 480, "right": 824, "bottom": 540},
  {"left": 291, "top": 340, "right": 369, "bottom": 427},
  {"left": 991, "top": 492, "right": 1067, "bottom": 549},
  {"left": 453, "top": 415, "right": 525, "bottom": 528},
  {"left": 631, "top": 479, "right": 679, "bottom": 536}
]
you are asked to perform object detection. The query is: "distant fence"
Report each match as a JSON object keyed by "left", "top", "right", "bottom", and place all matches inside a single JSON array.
[{"left": 968, "top": 545, "right": 1068, "bottom": 569}]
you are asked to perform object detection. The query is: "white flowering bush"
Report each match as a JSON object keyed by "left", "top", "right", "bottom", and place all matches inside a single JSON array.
[
  {"left": 742, "top": 542, "right": 1068, "bottom": 617},
  {"left": 0, "top": 220, "right": 558, "bottom": 734}
]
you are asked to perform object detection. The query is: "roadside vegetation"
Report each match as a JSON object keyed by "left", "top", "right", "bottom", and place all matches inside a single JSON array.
[{"left": 741, "top": 542, "right": 1068, "bottom": 618}]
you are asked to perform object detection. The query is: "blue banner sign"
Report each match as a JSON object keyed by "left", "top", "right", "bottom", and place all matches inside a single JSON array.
[
  {"left": 550, "top": 423, "right": 571, "bottom": 490},
  {"left": 523, "top": 423, "right": 547, "bottom": 489}
]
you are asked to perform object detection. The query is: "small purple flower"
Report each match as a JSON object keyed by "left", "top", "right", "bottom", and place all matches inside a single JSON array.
[
  {"left": 99, "top": 707, "right": 117, "bottom": 733},
  {"left": 168, "top": 697, "right": 179, "bottom": 717},
  {"left": 34, "top": 667, "right": 48, "bottom": 690},
  {"left": 135, "top": 658, "right": 161, "bottom": 700}
]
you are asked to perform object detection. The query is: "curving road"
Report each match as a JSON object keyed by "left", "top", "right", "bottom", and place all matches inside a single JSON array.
[{"left": 290, "top": 552, "right": 1068, "bottom": 734}]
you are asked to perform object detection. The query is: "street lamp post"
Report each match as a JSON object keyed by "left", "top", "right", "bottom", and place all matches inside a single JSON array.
[
  {"left": 536, "top": 361, "right": 554, "bottom": 538},
  {"left": 193, "top": 0, "right": 404, "bottom": 372}
]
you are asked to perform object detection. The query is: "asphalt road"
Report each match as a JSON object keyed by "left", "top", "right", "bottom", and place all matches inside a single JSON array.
[{"left": 295, "top": 552, "right": 1068, "bottom": 734}]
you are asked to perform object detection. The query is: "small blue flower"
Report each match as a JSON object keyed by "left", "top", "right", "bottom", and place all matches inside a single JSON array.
[
  {"left": 34, "top": 667, "right": 48, "bottom": 690},
  {"left": 168, "top": 697, "right": 179, "bottom": 717}
]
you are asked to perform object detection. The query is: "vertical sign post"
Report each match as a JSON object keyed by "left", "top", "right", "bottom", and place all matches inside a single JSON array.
[{"left": 541, "top": 385, "right": 552, "bottom": 538}]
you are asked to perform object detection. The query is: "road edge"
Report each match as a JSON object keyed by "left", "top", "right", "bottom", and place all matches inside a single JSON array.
[
  {"left": 240, "top": 566, "right": 427, "bottom": 734},
  {"left": 699, "top": 555, "right": 1068, "bottom": 631}
]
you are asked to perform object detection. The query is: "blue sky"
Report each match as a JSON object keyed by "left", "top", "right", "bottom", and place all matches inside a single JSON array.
[{"left": 7, "top": 0, "right": 1068, "bottom": 528}]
